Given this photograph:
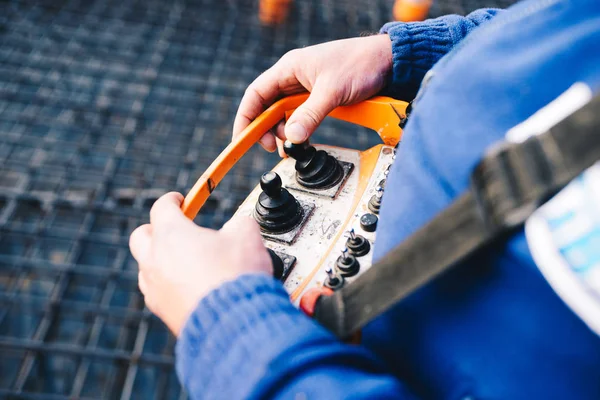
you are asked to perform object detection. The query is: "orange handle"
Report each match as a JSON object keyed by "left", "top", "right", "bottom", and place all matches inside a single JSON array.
[{"left": 181, "top": 94, "right": 408, "bottom": 219}]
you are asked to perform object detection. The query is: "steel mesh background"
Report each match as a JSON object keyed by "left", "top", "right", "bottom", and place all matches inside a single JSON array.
[{"left": 0, "top": 0, "right": 517, "bottom": 398}]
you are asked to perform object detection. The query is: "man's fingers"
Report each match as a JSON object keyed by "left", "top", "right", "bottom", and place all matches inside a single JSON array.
[
  {"left": 276, "top": 137, "right": 286, "bottom": 158},
  {"left": 138, "top": 271, "right": 148, "bottom": 296},
  {"left": 285, "top": 83, "right": 339, "bottom": 143},
  {"left": 232, "top": 68, "right": 284, "bottom": 139},
  {"left": 273, "top": 120, "right": 286, "bottom": 140},
  {"left": 149, "top": 192, "right": 185, "bottom": 227},
  {"left": 130, "top": 224, "right": 153, "bottom": 266},
  {"left": 258, "top": 132, "right": 277, "bottom": 152}
]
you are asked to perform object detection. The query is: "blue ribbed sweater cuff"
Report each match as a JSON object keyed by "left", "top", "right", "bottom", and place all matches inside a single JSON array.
[
  {"left": 379, "top": 10, "right": 501, "bottom": 99},
  {"left": 380, "top": 18, "right": 454, "bottom": 98},
  {"left": 175, "top": 274, "right": 331, "bottom": 398}
]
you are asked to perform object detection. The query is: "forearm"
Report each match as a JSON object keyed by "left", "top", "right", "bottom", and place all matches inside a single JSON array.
[
  {"left": 176, "top": 275, "right": 414, "bottom": 399},
  {"left": 380, "top": 8, "right": 503, "bottom": 99}
]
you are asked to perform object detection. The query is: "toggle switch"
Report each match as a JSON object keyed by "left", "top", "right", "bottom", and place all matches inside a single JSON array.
[
  {"left": 346, "top": 228, "right": 371, "bottom": 257},
  {"left": 336, "top": 248, "right": 360, "bottom": 277},
  {"left": 368, "top": 186, "right": 384, "bottom": 214},
  {"left": 324, "top": 266, "right": 344, "bottom": 290}
]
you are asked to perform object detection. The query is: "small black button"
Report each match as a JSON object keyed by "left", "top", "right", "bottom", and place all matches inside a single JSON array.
[{"left": 360, "top": 213, "right": 378, "bottom": 232}]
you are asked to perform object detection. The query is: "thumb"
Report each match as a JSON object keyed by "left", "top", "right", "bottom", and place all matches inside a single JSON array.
[
  {"left": 221, "top": 215, "right": 261, "bottom": 237},
  {"left": 150, "top": 192, "right": 186, "bottom": 227},
  {"left": 285, "top": 83, "right": 339, "bottom": 143}
]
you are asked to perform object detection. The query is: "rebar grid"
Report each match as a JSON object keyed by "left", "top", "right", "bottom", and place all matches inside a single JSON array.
[{"left": 0, "top": 0, "right": 517, "bottom": 398}]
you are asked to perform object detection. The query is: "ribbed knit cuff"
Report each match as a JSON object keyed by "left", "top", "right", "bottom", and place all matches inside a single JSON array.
[
  {"left": 175, "top": 274, "right": 327, "bottom": 399},
  {"left": 379, "top": 19, "right": 455, "bottom": 99},
  {"left": 378, "top": 9, "right": 501, "bottom": 99}
]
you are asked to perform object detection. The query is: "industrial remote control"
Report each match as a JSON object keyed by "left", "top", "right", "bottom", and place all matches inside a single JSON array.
[{"left": 182, "top": 94, "right": 409, "bottom": 306}]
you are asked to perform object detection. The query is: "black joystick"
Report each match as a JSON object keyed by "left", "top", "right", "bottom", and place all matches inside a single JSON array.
[
  {"left": 267, "top": 249, "right": 284, "bottom": 280},
  {"left": 254, "top": 172, "right": 303, "bottom": 233},
  {"left": 283, "top": 141, "right": 344, "bottom": 189},
  {"left": 336, "top": 248, "right": 360, "bottom": 277}
]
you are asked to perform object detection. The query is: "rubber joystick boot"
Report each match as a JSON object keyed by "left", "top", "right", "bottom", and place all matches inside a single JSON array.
[
  {"left": 336, "top": 252, "right": 360, "bottom": 277},
  {"left": 283, "top": 141, "right": 343, "bottom": 189},
  {"left": 254, "top": 171, "right": 303, "bottom": 233},
  {"left": 368, "top": 194, "right": 382, "bottom": 214},
  {"left": 346, "top": 235, "right": 371, "bottom": 257},
  {"left": 324, "top": 267, "right": 344, "bottom": 290}
]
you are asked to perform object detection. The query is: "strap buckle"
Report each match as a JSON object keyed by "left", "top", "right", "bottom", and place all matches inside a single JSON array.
[{"left": 470, "top": 135, "right": 558, "bottom": 234}]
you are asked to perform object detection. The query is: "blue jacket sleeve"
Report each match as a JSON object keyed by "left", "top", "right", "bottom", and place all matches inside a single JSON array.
[
  {"left": 380, "top": 9, "right": 502, "bottom": 99},
  {"left": 175, "top": 274, "right": 415, "bottom": 399}
]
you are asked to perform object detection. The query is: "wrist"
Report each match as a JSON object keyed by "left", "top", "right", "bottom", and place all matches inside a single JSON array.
[
  {"left": 378, "top": 19, "right": 454, "bottom": 99},
  {"left": 375, "top": 33, "right": 393, "bottom": 87},
  {"left": 175, "top": 274, "right": 300, "bottom": 396}
]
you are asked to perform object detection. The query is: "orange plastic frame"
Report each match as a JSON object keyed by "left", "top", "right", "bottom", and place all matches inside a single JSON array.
[{"left": 182, "top": 93, "right": 409, "bottom": 219}]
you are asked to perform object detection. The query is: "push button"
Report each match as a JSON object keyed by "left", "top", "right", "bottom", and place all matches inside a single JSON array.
[{"left": 360, "top": 213, "right": 378, "bottom": 232}]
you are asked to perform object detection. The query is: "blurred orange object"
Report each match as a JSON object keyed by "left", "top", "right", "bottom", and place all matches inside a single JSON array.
[
  {"left": 259, "top": 0, "right": 293, "bottom": 25},
  {"left": 393, "top": 0, "right": 432, "bottom": 22}
]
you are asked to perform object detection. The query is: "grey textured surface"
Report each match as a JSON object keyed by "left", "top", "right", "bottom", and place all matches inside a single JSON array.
[{"left": 0, "top": 0, "right": 517, "bottom": 398}]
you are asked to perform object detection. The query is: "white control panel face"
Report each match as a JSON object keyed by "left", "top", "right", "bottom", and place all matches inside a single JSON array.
[{"left": 233, "top": 144, "right": 395, "bottom": 305}]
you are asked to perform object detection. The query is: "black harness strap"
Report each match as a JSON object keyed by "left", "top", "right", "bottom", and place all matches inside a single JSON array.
[{"left": 315, "top": 94, "right": 600, "bottom": 339}]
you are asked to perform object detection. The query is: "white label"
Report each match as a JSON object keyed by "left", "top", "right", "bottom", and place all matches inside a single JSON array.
[
  {"left": 526, "top": 164, "right": 600, "bottom": 336},
  {"left": 521, "top": 82, "right": 600, "bottom": 335}
]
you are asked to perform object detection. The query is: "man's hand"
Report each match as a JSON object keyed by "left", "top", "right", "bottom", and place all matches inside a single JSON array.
[
  {"left": 129, "top": 192, "right": 273, "bottom": 336},
  {"left": 233, "top": 35, "right": 392, "bottom": 156}
]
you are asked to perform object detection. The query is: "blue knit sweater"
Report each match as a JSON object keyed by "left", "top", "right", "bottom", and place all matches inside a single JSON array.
[{"left": 176, "top": 1, "right": 600, "bottom": 398}]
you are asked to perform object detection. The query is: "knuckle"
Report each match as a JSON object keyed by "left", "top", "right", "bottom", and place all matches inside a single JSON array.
[
  {"left": 149, "top": 202, "right": 161, "bottom": 223},
  {"left": 150, "top": 193, "right": 183, "bottom": 227},
  {"left": 149, "top": 194, "right": 168, "bottom": 219},
  {"left": 145, "top": 297, "right": 158, "bottom": 314},
  {"left": 154, "top": 222, "right": 178, "bottom": 246},
  {"left": 243, "top": 83, "right": 257, "bottom": 97},
  {"left": 227, "top": 216, "right": 257, "bottom": 234},
  {"left": 244, "top": 84, "right": 268, "bottom": 108},
  {"left": 241, "top": 217, "right": 260, "bottom": 234},
  {"left": 301, "top": 107, "right": 321, "bottom": 128},
  {"left": 149, "top": 196, "right": 160, "bottom": 213},
  {"left": 282, "top": 48, "right": 300, "bottom": 61}
]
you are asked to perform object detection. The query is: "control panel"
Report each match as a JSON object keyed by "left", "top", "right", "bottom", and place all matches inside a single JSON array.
[
  {"left": 180, "top": 94, "right": 408, "bottom": 308},
  {"left": 233, "top": 141, "right": 396, "bottom": 305}
]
